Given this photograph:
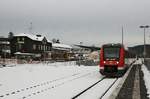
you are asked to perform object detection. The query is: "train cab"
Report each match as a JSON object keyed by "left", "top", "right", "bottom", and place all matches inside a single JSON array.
[{"left": 99, "top": 43, "right": 126, "bottom": 76}]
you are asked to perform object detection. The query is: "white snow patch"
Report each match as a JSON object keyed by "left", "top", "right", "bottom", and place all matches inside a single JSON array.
[
  {"left": 0, "top": 61, "right": 130, "bottom": 99},
  {"left": 15, "top": 33, "right": 51, "bottom": 43},
  {"left": 141, "top": 64, "right": 150, "bottom": 98},
  {"left": 52, "top": 43, "right": 72, "bottom": 51},
  {"left": 133, "top": 58, "right": 143, "bottom": 65},
  {"left": 0, "top": 62, "right": 102, "bottom": 99}
]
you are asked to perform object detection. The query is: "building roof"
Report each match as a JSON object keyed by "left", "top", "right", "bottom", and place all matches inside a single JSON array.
[
  {"left": 14, "top": 52, "right": 35, "bottom": 56},
  {"left": 14, "top": 33, "right": 52, "bottom": 43},
  {"left": 52, "top": 43, "right": 72, "bottom": 51},
  {"left": 52, "top": 43, "right": 72, "bottom": 49}
]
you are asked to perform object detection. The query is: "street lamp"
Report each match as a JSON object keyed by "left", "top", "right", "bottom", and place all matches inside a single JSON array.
[{"left": 140, "top": 25, "right": 149, "bottom": 63}]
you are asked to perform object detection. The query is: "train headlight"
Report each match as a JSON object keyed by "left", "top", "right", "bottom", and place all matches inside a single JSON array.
[
  {"left": 104, "top": 61, "right": 106, "bottom": 63},
  {"left": 117, "top": 61, "right": 119, "bottom": 64}
]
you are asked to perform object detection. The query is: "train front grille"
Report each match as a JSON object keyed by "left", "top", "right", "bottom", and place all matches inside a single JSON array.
[{"left": 104, "top": 65, "right": 118, "bottom": 73}]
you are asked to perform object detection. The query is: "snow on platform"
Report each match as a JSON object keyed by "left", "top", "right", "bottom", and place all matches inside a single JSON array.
[{"left": 142, "top": 64, "right": 150, "bottom": 98}]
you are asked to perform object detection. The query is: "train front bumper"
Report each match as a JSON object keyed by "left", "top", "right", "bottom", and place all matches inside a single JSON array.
[{"left": 100, "top": 66, "right": 126, "bottom": 77}]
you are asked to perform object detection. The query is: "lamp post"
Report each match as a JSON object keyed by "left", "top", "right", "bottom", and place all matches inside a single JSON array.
[{"left": 140, "top": 25, "right": 149, "bottom": 63}]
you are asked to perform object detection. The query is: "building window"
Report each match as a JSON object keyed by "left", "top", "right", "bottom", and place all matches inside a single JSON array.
[
  {"left": 43, "top": 45, "right": 45, "bottom": 51},
  {"left": 18, "top": 44, "right": 22, "bottom": 50},
  {"left": 17, "top": 37, "right": 20, "bottom": 41},
  {"left": 49, "top": 46, "right": 51, "bottom": 50},
  {"left": 41, "top": 45, "right": 43, "bottom": 50},
  {"left": 38, "top": 45, "right": 40, "bottom": 50},
  {"left": 33, "top": 44, "right": 36, "bottom": 50},
  {"left": 47, "top": 46, "right": 50, "bottom": 51},
  {"left": 46, "top": 46, "right": 48, "bottom": 51},
  {"left": 47, "top": 46, "right": 49, "bottom": 50},
  {"left": 22, "top": 37, "right": 24, "bottom": 41}
]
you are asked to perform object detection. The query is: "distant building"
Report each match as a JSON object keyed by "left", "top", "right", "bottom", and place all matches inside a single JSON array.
[
  {"left": 10, "top": 33, "right": 52, "bottom": 60},
  {"left": 128, "top": 44, "right": 150, "bottom": 58},
  {"left": 0, "top": 37, "right": 11, "bottom": 58},
  {"left": 51, "top": 43, "right": 72, "bottom": 60}
]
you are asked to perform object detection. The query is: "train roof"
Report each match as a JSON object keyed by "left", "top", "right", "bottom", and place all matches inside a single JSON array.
[{"left": 102, "top": 43, "right": 124, "bottom": 48}]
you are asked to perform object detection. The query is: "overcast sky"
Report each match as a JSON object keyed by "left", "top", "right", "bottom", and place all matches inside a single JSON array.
[{"left": 0, "top": 0, "right": 150, "bottom": 46}]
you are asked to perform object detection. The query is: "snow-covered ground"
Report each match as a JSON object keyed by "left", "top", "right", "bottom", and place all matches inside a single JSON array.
[
  {"left": 0, "top": 62, "right": 124, "bottom": 99},
  {"left": 142, "top": 64, "right": 150, "bottom": 98},
  {"left": 0, "top": 62, "right": 101, "bottom": 99}
]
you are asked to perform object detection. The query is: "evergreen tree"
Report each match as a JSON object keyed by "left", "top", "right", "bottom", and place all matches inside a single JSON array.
[
  {"left": 8, "top": 32, "right": 14, "bottom": 40},
  {"left": 56, "top": 39, "right": 60, "bottom": 43}
]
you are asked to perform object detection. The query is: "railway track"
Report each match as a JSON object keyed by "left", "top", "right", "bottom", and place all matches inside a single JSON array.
[
  {"left": 72, "top": 77, "right": 119, "bottom": 99},
  {"left": 0, "top": 71, "right": 96, "bottom": 99},
  {"left": 71, "top": 61, "right": 136, "bottom": 99},
  {"left": 99, "top": 78, "right": 118, "bottom": 99}
]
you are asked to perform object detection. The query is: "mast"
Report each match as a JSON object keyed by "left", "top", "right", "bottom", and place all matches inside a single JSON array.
[{"left": 122, "top": 26, "right": 124, "bottom": 45}]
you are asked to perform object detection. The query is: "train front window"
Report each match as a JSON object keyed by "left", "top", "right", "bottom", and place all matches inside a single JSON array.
[{"left": 104, "top": 47, "right": 120, "bottom": 60}]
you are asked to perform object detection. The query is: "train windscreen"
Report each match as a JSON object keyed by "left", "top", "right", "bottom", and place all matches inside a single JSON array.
[{"left": 103, "top": 47, "right": 120, "bottom": 60}]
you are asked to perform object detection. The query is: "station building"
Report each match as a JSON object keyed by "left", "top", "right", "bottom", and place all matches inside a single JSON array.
[
  {"left": 10, "top": 33, "right": 52, "bottom": 60},
  {"left": 51, "top": 43, "right": 73, "bottom": 61}
]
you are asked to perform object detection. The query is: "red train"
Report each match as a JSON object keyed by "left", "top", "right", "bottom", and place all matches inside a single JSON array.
[{"left": 99, "top": 43, "right": 128, "bottom": 76}]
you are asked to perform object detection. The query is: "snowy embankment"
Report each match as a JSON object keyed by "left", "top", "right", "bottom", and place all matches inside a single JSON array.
[{"left": 141, "top": 64, "right": 150, "bottom": 98}]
